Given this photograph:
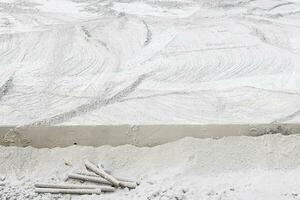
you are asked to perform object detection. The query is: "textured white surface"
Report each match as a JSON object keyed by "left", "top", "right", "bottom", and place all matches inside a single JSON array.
[
  {"left": 0, "top": 0, "right": 300, "bottom": 125},
  {"left": 0, "top": 134, "right": 300, "bottom": 199}
]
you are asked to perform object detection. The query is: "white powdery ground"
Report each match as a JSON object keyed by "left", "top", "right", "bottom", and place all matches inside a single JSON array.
[
  {"left": 0, "top": 134, "right": 300, "bottom": 200},
  {"left": 0, "top": 0, "right": 300, "bottom": 125}
]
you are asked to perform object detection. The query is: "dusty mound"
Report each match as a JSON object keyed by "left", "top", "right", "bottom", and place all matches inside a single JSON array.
[{"left": 0, "top": 134, "right": 300, "bottom": 199}]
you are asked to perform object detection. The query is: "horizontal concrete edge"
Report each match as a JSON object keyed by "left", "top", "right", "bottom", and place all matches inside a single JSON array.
[{"left": 0, "top": 124, "right": 300, "bottom": 148}]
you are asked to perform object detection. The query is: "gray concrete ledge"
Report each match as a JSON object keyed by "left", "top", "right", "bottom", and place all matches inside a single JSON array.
[{"left": 0, "top": 124, "right": 300, "bottom": 148}]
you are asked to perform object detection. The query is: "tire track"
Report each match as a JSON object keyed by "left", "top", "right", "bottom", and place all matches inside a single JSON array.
[
  {"left": 0, "top": 75, "right": 13, "bottom": 101},
  {"left": 28, "top": 72, "right": 152, "bottom": 126},
  {"left": 272, "top": 109, "right": 300, "bottom": 123}
]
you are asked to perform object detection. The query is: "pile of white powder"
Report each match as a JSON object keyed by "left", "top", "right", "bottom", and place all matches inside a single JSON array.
[{"left": 0, "top": 134, "right": 300, "bottom": 199}]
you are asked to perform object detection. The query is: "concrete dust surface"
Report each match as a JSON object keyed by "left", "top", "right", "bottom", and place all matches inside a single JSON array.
[{"left": 1, "top": 134, "right": 300, "bottom": 199}]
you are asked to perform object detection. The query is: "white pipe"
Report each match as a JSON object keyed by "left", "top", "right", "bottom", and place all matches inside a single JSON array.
[
  {"left": 35, "top": 183, "right": 100, "bottom": 189},
  {"left": 73, "top": 170, "right": 137, "bottom": 189},
  {"left": 35, "top": 183, "right": 115, "bottom": 192},
  {"left": 84, "top": 160, "right": 120, "bottom": 187},
  {"left": 35, "top": 184, "right": 115, "bottom": 193},
  {"left": 95, "top": 162, "right": 137, "bottom": 188},
  {"left": 35, "top": 188, "right": 102, "bottom": 195},
  {"left": 73, "top": 170, "right": 98, "bottom": 177},
  {"left": 68, "top": 173, "right": 112, "bottom": 185}
]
